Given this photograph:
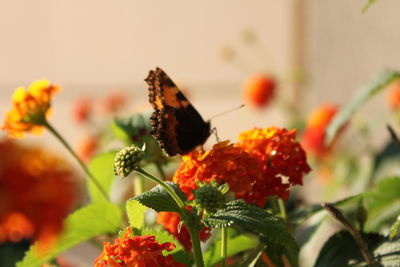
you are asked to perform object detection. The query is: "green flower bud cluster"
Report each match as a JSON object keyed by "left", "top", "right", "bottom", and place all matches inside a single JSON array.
[
  {"left": 114, "top": 145, "right": 145, "bottom": 177},
  {"left": 193, "top": 183, "right": 225, "bottom": 213}
]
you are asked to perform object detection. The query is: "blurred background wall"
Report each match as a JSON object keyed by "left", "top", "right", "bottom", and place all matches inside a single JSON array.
[
  {"left": 1, "top": 1, "right": 399, "bottom": 144},
  {"left": 0, "top": 0, "right": 298, "bottom": 145},
  {"left": 306, "top": 0, "right": 400, "bottom": 127}
]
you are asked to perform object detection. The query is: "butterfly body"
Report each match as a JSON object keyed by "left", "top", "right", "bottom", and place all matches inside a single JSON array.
[{"left": 146, "top": 67, "right": 211, "bottom": 156}]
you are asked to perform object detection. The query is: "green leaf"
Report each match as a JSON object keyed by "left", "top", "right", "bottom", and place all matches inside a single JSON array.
[
  {"left": 390, "top": 216, "right": 400, "bottom": 239},
  {"left": 314, "top": 231, "right": 400, "bottom": 267},
  {"left": 112, "top": 112, "right": 169, "bottom": 165},
  {"left": 204, "top": 200, "right": 299, "bottom": 267},
  {"left": 362, "top": 0, "right": 378, "bottom": 13},
  {"left": 326, "top": 70, "right": 400, "bottom": 145},
  {"left": 364, "top": 177, "right": 400, "bottom": 231},
  {"left": 204, "top": 234, "right": 258, "bottom": 267},
  {"left": 371, "top": 140, "right": 400, "bottom": 181},
  {"left": 295, "top": 222, "right": 323, "bottom": 248},
  {"left": 0, "top": 240, "right": 30, "bottom": 267},
  {"left": 133, "top": 182, "right": 187, "bottom": 214},
  {"left": 111, "top": 119, "right": 131, "bottom": 144},
  {"left": 126, "top": 199, "right": 147, "bottom": 230},
  {"left": 372, "top": 236, "right": 400, "bottom": 266},
  {"left": 112, "top": 111, "right": 152, "bottom": 144},
  {"left": 17, "top": 202, "right": 122, "bottom": 267},
  {"left": 289, "top": 194, "right": 362, "bottom": 228},
  {"left": 87, "top": 152, "right": 117, "bottom": 202}
]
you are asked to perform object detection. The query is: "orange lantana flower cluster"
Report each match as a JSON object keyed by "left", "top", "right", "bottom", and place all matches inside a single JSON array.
[
  {"left": 2, "top": 80, "right": 60, "bottom": 138},
  {"left": 157, "top": 211, "right": 211, "bottom": 251},
  {"left": 237, "top": 127, "right": 311, "bottom": 204},
  {"left": 0, "top": 140, "right": 77, "bottom": 247},
  {"left": 94, "top": 227, "right": 185, "bottom": 267},
  {"left": 173, "top": 141, "right": 261, "bottom": 201},
  {"left": 77, "top": 135, "right": 100, "bottom": 163},
  {"left": 173, "top": 127, "right": 311, "bottom": 207},
  {"left": 301, "top": 104, "right": 339, "bottom": 158}
]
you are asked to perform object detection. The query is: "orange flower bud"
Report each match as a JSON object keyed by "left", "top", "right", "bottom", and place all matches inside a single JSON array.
[
  {"left": 71, "top": 97, "right": 92, "bottom": 124},
  {"left": 243, "top": 74, "right": 276, "bottom": 109},
  {"left": 301, "top": 104, "right": 339, "bottom": 158},
  {"left": 387, "top": 80, "right": 400, "bottom": 110}
]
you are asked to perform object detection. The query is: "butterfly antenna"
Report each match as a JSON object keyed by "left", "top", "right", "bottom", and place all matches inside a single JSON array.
[{"left": 208, "top": 104, "right": 245, "bottom": 121}]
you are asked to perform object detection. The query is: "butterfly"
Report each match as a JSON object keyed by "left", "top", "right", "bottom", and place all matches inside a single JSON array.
[{"left": 145, "top": 67, "right": 211, "bottom": 156}]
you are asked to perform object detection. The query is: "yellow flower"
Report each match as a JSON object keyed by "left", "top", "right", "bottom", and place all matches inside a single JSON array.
[{"left": 2, "top": 80, "right": 60, "bottom": 137}]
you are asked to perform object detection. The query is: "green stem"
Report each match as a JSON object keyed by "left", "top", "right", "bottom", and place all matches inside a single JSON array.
[
  {"left": 277, "top": 198, "right": 287, "bottom": 221},
  {"left": 221, "top": 227, "right": 228, "bottom": 267},
  {"left": 188, "top": 227, "right": 205, "bottom": 267},
  {"left": 44, "top": 121, "right": 109, "bottom": 201},
  {"left": 154, "top": 162, "right": 167, "bottom": 180},
  {"left": 135, "top": 167, "right": 205, "bottom": 267}
]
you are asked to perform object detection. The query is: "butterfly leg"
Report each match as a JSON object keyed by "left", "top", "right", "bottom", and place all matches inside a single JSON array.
[{"left": 210, "top": 127, "right": 220, "bottom": 143}]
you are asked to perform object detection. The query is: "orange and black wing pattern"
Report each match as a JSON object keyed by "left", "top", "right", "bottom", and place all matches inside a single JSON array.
[{"left": 146, "top": 67, "right": 211, "bottom": 156}]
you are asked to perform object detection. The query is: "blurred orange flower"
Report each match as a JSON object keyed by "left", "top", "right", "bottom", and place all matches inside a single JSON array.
[
  {"left": 102, "top": 91, "right": 128, "bottom": 114},
  {"left": 71, "top": 97, "right": 92, "bottom": 124},
  {"left": 77, "top": 135, "right": 99, "bottom": 163},
  {"left": 0, "top": 213, "right": 34, "bottom": 243},
  {"left": 301, "top": 104, "right": 339, "bottom": 158},
  {"left": 2, "top": 80, "right": 60, "bottom": 138},
  {"left": 387, "top": 80, "right": 400, "bottom": 110},
  {"left": 243, "top": 74, "right": 276, "bottom": 109},
  {"left": 0, "top": 140, "right": 78, "bottom": 248},
  {"left": 237, "top": 127, "right": 311, "bottom": 205},
  {"left": 157, "top": 211, "right": 211, "bottom": 252},
  {"left": 94, "top": 227, "right": 184, "bottom": 267}
]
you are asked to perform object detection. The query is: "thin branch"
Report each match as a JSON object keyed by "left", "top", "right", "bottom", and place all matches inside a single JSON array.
[
  {"left": 323, "top": 202, "right": 375, "bottom": 267},
  {"left": 387, "top": 124, "right": 400, "bottom": 146}
]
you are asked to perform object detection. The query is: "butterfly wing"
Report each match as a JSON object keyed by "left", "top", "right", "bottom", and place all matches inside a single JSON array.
[{"left": 146, "top": 67, "right": 211, "bottom": 156}]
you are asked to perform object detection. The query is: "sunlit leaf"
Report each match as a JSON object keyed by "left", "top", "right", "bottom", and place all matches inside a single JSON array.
[
  {"left": 326, "top": 70, "right": 400, "bottom": 145},
  {"left": 126, "top": 199, "right": 147, "bottom": 230},
  {"left": 390, "top": 216, "right": 400, "bottom": 239},
  {"left": 17, "top": 202, "right": 122, "bottom": 267},
  {"left": 87, "top": 152, "right": 117, "bottom": 202},
  {"left": 364, "top": 177, "right": 400, "bottom": 231},
  {"left": 362, "top": 0, "right": 378, "bottom": 13}
]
